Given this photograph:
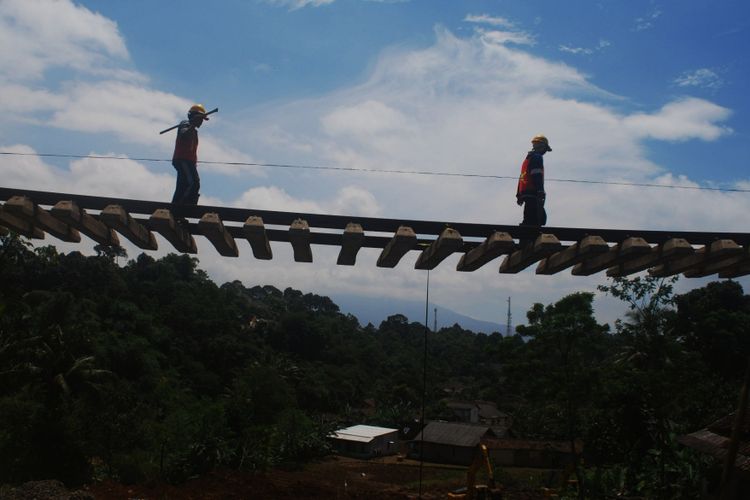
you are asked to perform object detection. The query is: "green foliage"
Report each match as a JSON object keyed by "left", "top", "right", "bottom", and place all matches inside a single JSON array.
[
  {"left": 592, "top": 275, "right": 745, "bottom": 496},
  {"left": 510, "top": 293, "right": 611, "bottom": 441},
  {"left": 673, "top": 280, "right": 750, "bottom": 379},
  {"left": 0, "top": 232, "right": 747, "bottom": 497},
  {"left": 579, "top": 432, "right": 712, "bottom": 499}
]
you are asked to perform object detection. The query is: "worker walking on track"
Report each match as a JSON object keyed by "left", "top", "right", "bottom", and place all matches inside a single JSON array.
[
  {"left": 516, "top": 134, "right": 552, "bottom": 228},
  {"left": 171, "top": 104, "right": 210, "bottom": 207}
]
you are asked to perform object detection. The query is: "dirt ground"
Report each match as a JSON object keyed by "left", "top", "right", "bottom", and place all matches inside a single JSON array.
[
  {"left": 84, "top": 456, "right": 549, "bottom": 499},
  {"left": 1, "top": 456, "right": 551, "bottom": 499}
]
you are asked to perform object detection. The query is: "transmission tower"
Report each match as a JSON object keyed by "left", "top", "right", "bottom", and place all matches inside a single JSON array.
[{"left": 506, "top": 297, "right": 512, "bottom": 336}]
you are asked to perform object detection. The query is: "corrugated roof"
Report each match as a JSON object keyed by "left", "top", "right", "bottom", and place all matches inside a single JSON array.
[
  {"left": 476, "top": 401, "right": 506, "bottom": 419},
  {"left": 330, "top": 424, "right": 398, "bottom": 443},
  {"left": 414, "top": 422, "right": 493, "bottom": 447},
  {"left": 679, "top": 425, "right": 750, "bottom": 476},
  {"left": 443, "top": 399, "right": 508, "bottom": 420},
  {"left": 708, "top": 411, "right": 750, "bottom": 436},
  {"left": 482, "top": 437, "right": 580, "bottom": 454}
]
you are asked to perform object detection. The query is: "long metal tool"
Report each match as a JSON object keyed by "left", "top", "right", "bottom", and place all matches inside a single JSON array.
[{"left": 159, "top": 108, "right": 218, "bottom": 134}]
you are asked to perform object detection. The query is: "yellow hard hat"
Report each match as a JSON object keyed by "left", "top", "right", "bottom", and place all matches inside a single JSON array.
[
  {"left": 531, "top": 134, "right": 551, "bottom": 151},
  {"left": 188, "top": 104, "right": 209, "bottom": 119}
]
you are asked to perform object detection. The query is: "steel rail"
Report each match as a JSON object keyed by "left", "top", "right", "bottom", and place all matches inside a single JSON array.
[{"left": 2, "top": 186, "right": 749, "bottom": 245}]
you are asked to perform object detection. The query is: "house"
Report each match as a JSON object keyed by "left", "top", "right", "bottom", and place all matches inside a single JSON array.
[
  {"left": 678, "top": 412, "right": 750, "bottom": 498},
  {"left": 481, "top": 437, "right": 582, "bottom": 468},
  {"left": 329, "top": 424, "right": 399, "bottom": 458},
  {"left": 443, "top": 399, "right": 512, "bottom": 428},
  {"left": 476, "top": 400, "right": 512, "bottom": 427},
  {"left": 445, "top": 400, "right": 478, "bottom": 423},
  {"left": 409, "top": 421, "right": 497, "bottom": 465}
]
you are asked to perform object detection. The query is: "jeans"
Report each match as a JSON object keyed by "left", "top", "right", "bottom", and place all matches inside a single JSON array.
[{"left": 171, "top": 160, "right": 200, "bottom": 205}]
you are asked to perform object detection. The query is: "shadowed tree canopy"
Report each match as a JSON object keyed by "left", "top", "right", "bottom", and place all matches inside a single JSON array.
[{"left": 0, "top": 233, "right": 746, "bottom": 498}]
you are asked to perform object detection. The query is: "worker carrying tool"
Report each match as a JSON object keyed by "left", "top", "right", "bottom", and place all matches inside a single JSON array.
[
  {"left": 516, "top": 134, "right": 552, "bottom": 228},
  {"left": 167, "top": 104, "right": 217, "bottom": 207}
]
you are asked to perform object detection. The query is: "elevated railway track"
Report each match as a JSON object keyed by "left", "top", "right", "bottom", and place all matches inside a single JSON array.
[{"left": 1, "top": 186, "right": 748, "bottom": 279}]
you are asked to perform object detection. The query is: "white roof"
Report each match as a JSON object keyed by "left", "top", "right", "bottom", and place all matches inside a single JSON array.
[{"left": 330, "top": 424, "right": 398, "bottom": 442}]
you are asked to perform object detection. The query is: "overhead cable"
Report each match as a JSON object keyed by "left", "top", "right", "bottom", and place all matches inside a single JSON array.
[{"left": 1, "top": 150, "right": 748, "bottom": 193}]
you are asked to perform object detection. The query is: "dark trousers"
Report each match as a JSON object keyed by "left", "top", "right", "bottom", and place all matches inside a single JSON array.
[
  {"left": 521, "top": 196, "right": 547, "bottom": 226},
  {"left": 171, "top": 160, "right": 200, "bottom": 205}
]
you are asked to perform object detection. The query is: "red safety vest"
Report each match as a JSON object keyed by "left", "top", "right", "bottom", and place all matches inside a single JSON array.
[
  {"left": 173, "top": 122, "right": 199, "bottom": 162},
  {"left": 516, "top": 152, "right": 543, "bottom": 198}
]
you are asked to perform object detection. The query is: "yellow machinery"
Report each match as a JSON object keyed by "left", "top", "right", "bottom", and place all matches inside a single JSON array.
[{"left": 448, "top": 444, "right": 503, "bottom": 500}]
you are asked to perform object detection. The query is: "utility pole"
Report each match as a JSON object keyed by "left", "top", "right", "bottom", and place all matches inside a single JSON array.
[
  {"left": 434, "top": 307, "right": 437, "bottom": 332},
  {"left": 506, "top": 297, "right": 512, "bottom": 336}
]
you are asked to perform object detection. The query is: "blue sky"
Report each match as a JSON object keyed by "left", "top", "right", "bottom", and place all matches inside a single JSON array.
[{"left": 1, "top": 0, "right": 748, "bottom": 328}]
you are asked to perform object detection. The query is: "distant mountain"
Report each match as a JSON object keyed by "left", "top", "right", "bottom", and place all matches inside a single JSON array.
[{"left": 331, "top": 294, "right": 513, "bottom": 335}]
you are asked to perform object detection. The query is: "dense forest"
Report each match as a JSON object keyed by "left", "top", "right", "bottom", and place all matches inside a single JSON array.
[{"left": 1, "top": 233, "right": 748, "bottom": 497}]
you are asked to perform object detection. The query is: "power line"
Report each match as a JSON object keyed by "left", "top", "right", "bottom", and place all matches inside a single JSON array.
[{"left": 1, "top": 150, "right": 748, "bottom": 193}]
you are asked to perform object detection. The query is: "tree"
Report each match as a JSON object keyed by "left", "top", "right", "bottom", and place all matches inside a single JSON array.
[
  {"left": 513, "top": 292, "right": 610, "bottom": 492},
  {"left": 599, "top": 276, "right": 680, "bottom": 371},
  {"left": 596, "top": 276, "right": 712, "bottom": 497},
  {"left": 94, "top": 244, "right": 127, "bottom": 262},
  {"left": 673, "top": 280, "right": 750, "bottom": 379}
]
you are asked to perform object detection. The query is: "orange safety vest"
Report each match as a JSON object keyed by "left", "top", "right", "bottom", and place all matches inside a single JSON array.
[
  {"left": 173, "top": 121, "right": 199, "bottom": 162},
  {"left": 516, "top": 152, "right": 543, "bottom": 198}
]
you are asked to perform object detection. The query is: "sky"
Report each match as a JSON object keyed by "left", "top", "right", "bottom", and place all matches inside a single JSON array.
[{"left": 1, "top": 0, "right": 749, "bottom": 329}]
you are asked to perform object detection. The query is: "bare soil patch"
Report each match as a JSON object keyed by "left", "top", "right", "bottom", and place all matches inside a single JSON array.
[{"left": 15, "top": 456, "right": 549, "bottom": 499}]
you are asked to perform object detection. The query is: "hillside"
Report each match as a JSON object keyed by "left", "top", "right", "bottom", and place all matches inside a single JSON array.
[{"left": 332, "top": 294, "right": 512, "bottom": 335}]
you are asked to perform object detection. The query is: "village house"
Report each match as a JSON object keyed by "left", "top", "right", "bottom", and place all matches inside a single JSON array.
[
  {"left": 481, "top": 437, "right": 582, "bottom": 469},
  {"left": 409, "top": 421, "right": 497, "bottom": 465},
  {"left": 443, "top": 399, "right": 512, "bottom": 428},
  {"left": 329, "top": 424, "right": 399, "bottom": 459},
  {"left": 679, "top": 412, "right": 750, "bottom": 498}
]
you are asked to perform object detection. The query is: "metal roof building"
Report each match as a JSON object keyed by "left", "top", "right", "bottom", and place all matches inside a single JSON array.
[
  {"left": 329, "top": 425, "right": 399, "bottom": 458},
  {"left": 409, "top": 422, "right": 497, "bottom": 465}
]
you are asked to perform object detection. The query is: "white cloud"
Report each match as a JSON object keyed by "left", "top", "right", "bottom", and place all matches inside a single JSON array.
[
  {"left": 559, "top": 46, "right": 592, "bottom": 56},
  {"left": 263, "top": 0, "right": 335, "bottom": 10},
  {"left": 232, "top": 185, "right": 380, "bottom": 216},
  {"left": 1, "top": 144, "right": 63, "bottom": 189},
  {"left": 67, "top": 155, "right": 174, "bottom": 199},
  {"left": 623, "top": 97, "right": 732, "bottom": 141},
  {"left": 331, "top": 186, "right": 381, "bottom": 216},
  {"left": 634, "top": 8, "right": 662, "bottom": 31},
  {"left": 0, "top": 0, "right": 130, "bottom": 82},
  {"left": 0, "top": 78, "right": 196, "bottom": 151},
  {"left": 463, "top": 13, "right": 534, "bottom": 46},
  {"left": 1, "top": 144, "right": 174, "bottom": 200},
  {"left": 1, "top": 5, "right": 745, "bottom": 328},
  {"left": 263, "top": 0, "right": 408, "bottom": 8},
  {"left": 322, "top": 100, "right": 414, "bottom": 139},
  {"left": 356, "top": 28, "right": 584, "bottom": 98},
  {"left": 464, "top": 14, "right": 515, "bottom": 29},
  {"left": 228, "top": 25, "right": 744, "bottom": 322},
  {"left": 675, "top": 68, "right": 724, "bottom": 90},
  {"left": 0, "top": 84, "right": 66, "bottom": 114},
  {"left": 49, "top": 81, "right": 191, "bottom": 145},
  {"left": 0, "top": 0, "right": 249, "bottom": 174},
  {"left": 559, "top": 39, "right": 610, "bottom": 55},
  {"left": 479, "top": 29, "right": 535, "bottom": 46},
  {"left": 234, "top": 186, "right": 325, "bottom": 213}
]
